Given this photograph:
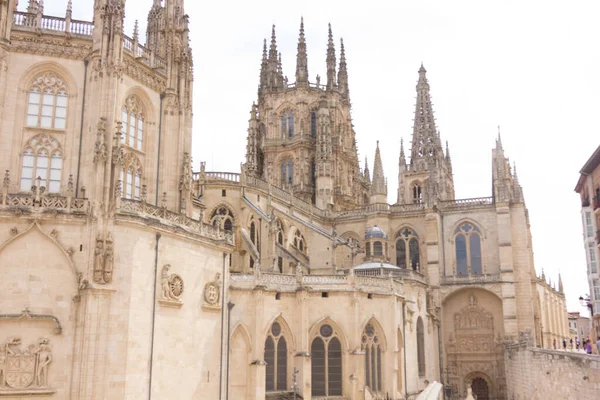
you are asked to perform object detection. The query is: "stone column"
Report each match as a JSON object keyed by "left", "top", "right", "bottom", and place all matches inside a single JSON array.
[{"left": 296, "top": 289, "right": 311, "bottom": 400}]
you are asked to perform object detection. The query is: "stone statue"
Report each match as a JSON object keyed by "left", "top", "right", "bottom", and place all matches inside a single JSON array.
[
  {"left": 93, "top": 238, "right": 105, "bottom": 283},
  {"left": 161, "top": 264, "right": 172, "bottom": 300},
  {"left": 104, "top": 233, "right": 114, "bottom": 283},
  {"left": 33, "top": 340, "right": 51, "bottom": 388}
]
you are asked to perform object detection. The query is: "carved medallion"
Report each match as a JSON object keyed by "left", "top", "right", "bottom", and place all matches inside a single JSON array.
[{"left": 202, "top": 273, "right": 222, "bottom": 311}]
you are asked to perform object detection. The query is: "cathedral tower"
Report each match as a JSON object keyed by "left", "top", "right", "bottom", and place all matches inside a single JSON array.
[
  {"left": 244, "top": 21, "right": 369, "bottom": 210},
  {"left": 397, "top": 64, "right": 454, "bottom": 206}
]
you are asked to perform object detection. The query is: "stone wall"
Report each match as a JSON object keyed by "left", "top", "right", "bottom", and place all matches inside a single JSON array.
[{"left": 504, "top": 340, "right": 600, "bottom": 399}]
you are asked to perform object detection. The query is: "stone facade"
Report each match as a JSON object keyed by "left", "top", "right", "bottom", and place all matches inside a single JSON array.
[{"left": 0, "top": 1, "right": 570, "bottom": 400}]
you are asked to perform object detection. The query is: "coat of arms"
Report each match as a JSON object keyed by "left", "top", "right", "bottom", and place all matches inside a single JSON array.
[{"left": 0, "top": 337, "right": 52, "bottom": 393}]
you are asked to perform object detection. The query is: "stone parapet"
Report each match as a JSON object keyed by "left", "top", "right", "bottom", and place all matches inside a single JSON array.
[{"left": 504, "top": 340, "right": 600, "bottom": 399}]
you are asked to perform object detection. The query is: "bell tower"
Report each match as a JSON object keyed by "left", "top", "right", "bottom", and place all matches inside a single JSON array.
[{"left": 244, "top": 21, "right": 369, "bottom": 210}]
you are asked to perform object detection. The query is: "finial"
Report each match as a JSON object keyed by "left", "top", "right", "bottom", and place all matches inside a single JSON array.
[
  {"left": 133, "top": 20, "right": 139, "bottom": 41},
  {"left": 67, "top": 0, "right": 72, "bottom": 14},
  {"left": 513, "top": 161, "right": 519, "bottom": 181},
  {"left": 300, "top": 16, "right": 304, "bottom": 32},
  {"left": 419, "top": 62, "right": 426, "bottom": 73},
  {"left": 376, "top": 140, "right": 379, "bottom": 148}
]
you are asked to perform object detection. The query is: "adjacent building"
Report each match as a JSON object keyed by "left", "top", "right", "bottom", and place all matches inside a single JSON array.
[
  {"left": 575, "top": 145, "right": 600, "bottom": 342},
  {"left": 0, "top": 1, "right": 569, "bottom": 399}
]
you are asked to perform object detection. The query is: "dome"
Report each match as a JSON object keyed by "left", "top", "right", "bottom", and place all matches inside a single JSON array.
[{"left": 365, "top": 225, "right": 388, "bottom": 240}]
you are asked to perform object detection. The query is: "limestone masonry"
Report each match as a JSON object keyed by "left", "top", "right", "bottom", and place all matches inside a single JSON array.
[{"left": 0, "top": 1, "right": 570, "bottom": 399}]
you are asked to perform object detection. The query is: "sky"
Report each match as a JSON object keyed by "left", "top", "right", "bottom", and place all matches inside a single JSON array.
[{"left": 44, "top": 0, "right": 600, "bottom": 314}]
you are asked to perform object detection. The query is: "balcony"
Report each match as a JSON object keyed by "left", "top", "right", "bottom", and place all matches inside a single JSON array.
[{"left": 441, "top": 273, "right": 501, "bottom": 285}]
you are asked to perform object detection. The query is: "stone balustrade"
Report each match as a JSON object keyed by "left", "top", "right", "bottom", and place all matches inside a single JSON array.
[
  {"left": 13, "top": 11, "right": 94, "bottom": 37},
  {"left": 230, "top": 272, "right": 405, "bottom": 295},
  {"left": 117, "top": 198, "right": 234, "bottom": 245},
  {"left": 440, "top": 273, "right": 501, "bottom": 285}
]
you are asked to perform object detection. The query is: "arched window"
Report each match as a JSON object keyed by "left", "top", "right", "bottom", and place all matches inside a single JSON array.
[
  {"left": 373, "top": 241, "right": 383, "bottom": 257},
  {"left": 265, "top": 321, "right": 287, "bottom": 392},
  {"left": 26, "top": 72, "right": 68, "bottom": 129},
  {"left": 250, "top": 221, "right": 257, "bottom": 246},
  {"left": 417, "top": 317, "right": 425, "bottom": 377},
  {"left": 211, "top": 205, "right": 235, "bottom": 232},
  {"left": 293, "top": 230, "right": 306, "bottom": 253},
  {"left": 396, "top": 228, "right": 420, "bottom": 271},
  {"left": 412, "top": 184, "right": 422, "bottom": 204},
  {"left": 311, "top": 324, "right": 342, "bottom": 396},
  {"left": 20, "top": 134, "right": 62, "bottom": 193},
  {"left": 455, "top": 223, "right": 483, "bottom": 276},
  {"left": 120, "top": 153, "right": 142, "bottom": 200},
  {"left": 310, "top": 111, "right": 317, "bottom": 137},
  {"left": 281, "top": 111, "right": 294, "bottom": 138},
  {"left": 121, "top": 95, "right": 145, "bottom": 150},
  {"left": 281, "top": 160, "right": 293, "bottom": 186},
  {"left": 366, "top": 242, "right": 371, "bottom": 257},
  {"left": 362, "top": 323, "right": 383, "bottom": 392}
]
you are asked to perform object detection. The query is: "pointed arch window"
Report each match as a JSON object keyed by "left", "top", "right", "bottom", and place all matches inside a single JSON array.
[
  {"left": 412, "top": 184, "right": 422, "bottom": 204},
  {"left": 265, "top": 321, "right": 288, "bottom": 392},
  {"left": 396, "top": 228, "right": 420, "bottom": 271},
  {"left": 310, "top": 111, "right": 317, "bottom": 137},
  {"left": 455, "top": 223, "right": 483, "bottom": 276},
  {"left": 311, "top": 324, "right": 343, "bottom": 396},
  {"left": 417, "top": 317, "right": 425, "bottom": 377},
  {"left": 281, "top": 160, "right": 293, "bottom": 186},
  {"left": 26, "top": 72, "right": 68, "bottom": 129},
  {"left": 20, "top": 134, "right": 62, "bottom": 193},
  {"left": 211, "top": 205, "right": 235, "bottom": 232},
  {"left": 293, "top": 230, "right": 306, "bottom": 253},
  {"left": 362, "top": 323, "right": 383, "bottom": 392},
  {"left": 120, "top": 153, "right": 142, "bottom": 200},
  {"left": 281, "top": 111, "right": 294, "bottom": 138},
  {"left": 121, "top": 96, "right": 145, "bottom": 150}
]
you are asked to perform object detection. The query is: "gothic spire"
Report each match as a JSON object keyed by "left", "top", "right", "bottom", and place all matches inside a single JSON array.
[
  {"left": 364, "top": 156, "right": 370, "bottom": 184},
  {"left": 338, "top": 38, "right": 349, "bottom": 99},
  {"left": 326, "top": 23, "right": 337, "bottom": 90},
  {"left": 496, "top": 126, "right": 504, "bottom": 154},
  {"left": 410, "top": 64, "right": 442, "bottom": 169},
  {"left": 399, "top": 138, "right": 407, "bottom": 172},
  {"left": 259, "top": 38, "right": 268, "bottom": 94},
  {"left": 371, "top": 141, "right": 387, "bottom": 196},
  {"left": 558, "top": 272, "right": 564, "bottom": 293},
  {"left": 295, "top": 17, "right": 308, "bottom": 85}
]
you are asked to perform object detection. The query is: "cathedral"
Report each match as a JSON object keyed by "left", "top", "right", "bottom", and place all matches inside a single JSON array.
[{"left": 0, "top": 1, "right": 568, "bottom": 399}]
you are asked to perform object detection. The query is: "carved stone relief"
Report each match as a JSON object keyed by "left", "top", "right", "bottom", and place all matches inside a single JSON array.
[
  {"left": 0, "top": 337, "right": 55, "bottom": 395},
  {"left": 159, "top": 264, "right": 184, "bottom": 308},
  {"left": 202, "top": 273, "right": 221, "bottom": 312},
  {"left": 93, "top": 232, "right": 114, "bottom": 284}
]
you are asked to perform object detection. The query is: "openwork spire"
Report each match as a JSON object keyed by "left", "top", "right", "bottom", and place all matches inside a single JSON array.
[
  {"left": 364, "top": 156, "right": 370, "bottom": 183},
  {"left": 295, "top": 17, "right": 308, "bottom": 85},
  {"left": 259, "top": 39, "right": 268, "bottom": 94},
  {"left": 338, "top": 38, "right": 349, "bottom": 99},
  {"left": 399, "top": 138, "right": 407, "bottom": 171},
  {"left": 410, "top": 64, "right": 442, "bottom": 169},
  {"left": 371, "top": 141, "right": 387, "bottom": 196},
  {"left": 326, "top": 23, "right": 337, "bottom": 90},
  {"left": 264, "top": 25, "right": 283, "bottom": 91}
]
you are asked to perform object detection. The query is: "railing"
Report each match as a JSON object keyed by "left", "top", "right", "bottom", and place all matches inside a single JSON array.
[
  {"left": 13, "top": 11, "right": 94, "bottom": 37},
  {"left": 230, "top": 272, "right": 404, "bottom": 294},
  {"left": 439, "top": 197, "right": 494, "bottom": 209},
  {"left": 390, "top": 203, "right": 425, "bottom": 213},
  {"left": 355, "top": 268, "right": 428, "bottom": 284},
  {"left": 118, "top": 198, "right": 234, "bottom": 245},
  {"left": 441, "top": 273, "right": 501, "bottom": 285},
  {"left": 1, "top": 191, "right": 87, "bottom": 212},
  {"left": 206, "top": 172, "right": 240, "bottom": 183}
]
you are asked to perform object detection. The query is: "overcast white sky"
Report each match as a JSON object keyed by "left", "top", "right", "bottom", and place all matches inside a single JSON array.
[{"left": 46, "top": 0, "right": 599, "bottom": 314}]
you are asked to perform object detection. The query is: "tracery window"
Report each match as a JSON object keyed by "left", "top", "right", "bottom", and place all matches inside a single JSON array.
[
  {"left": 455, "top": 223, "right": 482, "bottom": 276},
  {"left": 417, "top": 317, "right": 425, "bottom": 377},
  {"left": 20, "top": 134, "right": 62, "bottom": 193},
  {"left": 310, "top": 111, "right": 317, "bottom": 137},
  {"left": 281, "top": 111, "right": 294, "bottom": 138},
  {"left": 293, "top": 230, "right": 306, "bottom": 253},
  {"left": 396, "top": 228, "right": 420, "bottom": 271},
  {"left": 311, "top": 324, "right": 342, "bottom": 396},
  {"left": 265, "top": 321, "right": 288, "bottom": 392},
  {"left": 26, "top": 72, "right": 68, "bottom": 129},
  {"left": 119, "top": 153, "right": 142, "bottom": 200},
  {"left": 362, "top": 323, "right": 382, "bottom": 392},
  {"left": 121, "top": 96, "right": 145, "bottom": 150},
  {"left": 281, "top": 160, "right": 294, "bottom": 186},
  {"left": 210, "top": 205, "right": 235, "bottom": 232}
]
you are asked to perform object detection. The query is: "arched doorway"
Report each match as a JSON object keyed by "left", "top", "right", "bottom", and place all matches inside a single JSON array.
[{"left": 471, "top": 377, "right": 489, "bottom": 400}]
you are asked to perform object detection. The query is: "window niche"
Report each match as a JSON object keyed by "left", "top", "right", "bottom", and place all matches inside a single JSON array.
[{"left": 454, "top": 222, "right": 483, "bottom": 276}]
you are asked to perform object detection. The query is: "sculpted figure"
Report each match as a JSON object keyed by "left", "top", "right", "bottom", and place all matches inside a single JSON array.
[
  {"left": 161, "top": 264, "right": 172, "bottom": 300},
  {"left": 34, "top": 340, "right": 51, "bottom": 388},
  {"left": 104, "top": 234, "right": 114, "bottom": 283},
  {"left": 94, "top": 238, "right": 105, "bottom": 283}
]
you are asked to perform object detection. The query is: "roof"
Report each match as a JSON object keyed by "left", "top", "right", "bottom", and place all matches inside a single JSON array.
[
  {"left": 353, "top": 262, "right": 401, "bottom": 271},
  {"left": 365, "top": 225, "right": 387, "bottom": 239},
  {"left": 575, "top": 144, "right": 600, "bottom": 192}
]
